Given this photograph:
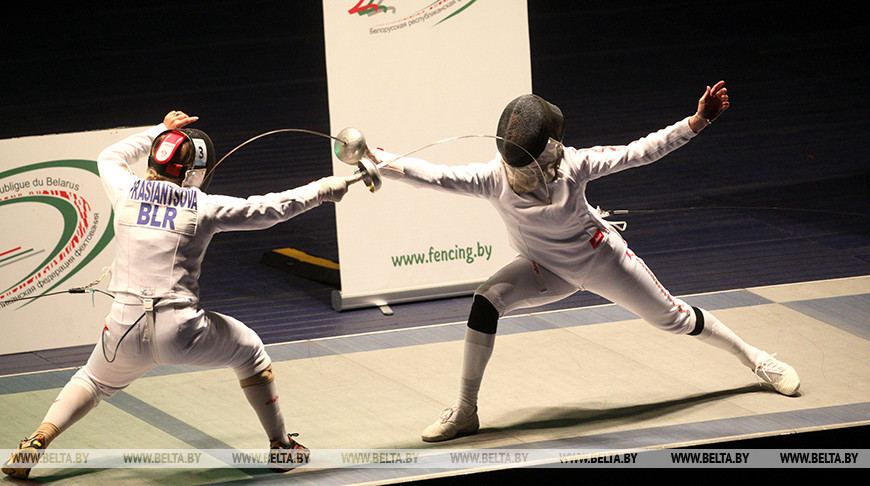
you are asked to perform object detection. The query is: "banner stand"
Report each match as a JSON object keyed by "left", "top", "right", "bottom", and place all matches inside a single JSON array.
[{"left": 331, "top": 281, "right": 480, "bottom": 314}]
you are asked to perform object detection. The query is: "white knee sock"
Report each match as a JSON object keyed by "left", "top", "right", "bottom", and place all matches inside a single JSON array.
[
  {"left": 694, "top": 308, "right": 767, "bottom": 369},
  {"left": 40, "top": 378, "right": 100, "bottom": 444},
  {"left": 454, "top": 327, "right": 495, "bottom": 414},
  {"left": 241, "top": 379, "right": 287, "bottom": 444}
]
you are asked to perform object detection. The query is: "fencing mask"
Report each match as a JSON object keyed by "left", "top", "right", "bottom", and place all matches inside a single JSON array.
[
  {"left": 148, "top": 128, "right": 217, "bottom": 191},
  {"left": 496, "top": 94, "right": 565, "bottom": 195}
]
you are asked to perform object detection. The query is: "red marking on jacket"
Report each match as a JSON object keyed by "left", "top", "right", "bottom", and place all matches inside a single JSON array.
[{"left": 590, "top": 229, "right": 605, "bottom": 249}]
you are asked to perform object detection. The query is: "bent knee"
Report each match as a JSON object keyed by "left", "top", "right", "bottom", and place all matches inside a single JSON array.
[
  {"left": 467, "top": 294, "right": 500, "bottom": 334},
  {"left": 234, "top": 345, "right": 272, "bottom": 382},
  {"left": 474, "top": 284, "right": 507, "bottom": 317},
  {"left": 71, "top": 370, "right": 111, "bottom": 404},
  {"left": 239, "top": 365, "right": 275, "bottom": 388}
]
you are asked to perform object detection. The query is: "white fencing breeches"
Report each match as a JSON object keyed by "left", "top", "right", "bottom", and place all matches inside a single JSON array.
[
  {"left": 74, "top": 301, "right": 271, "bottom": 401},
  {"left": 476, "top": 230, "right": 696, "bottom": 335}
]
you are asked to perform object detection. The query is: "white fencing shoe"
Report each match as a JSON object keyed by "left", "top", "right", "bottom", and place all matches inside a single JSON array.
[
  {"left": 755, "top": 355, "right": 801, "bottom": 396},
  {"left": 421, "top": 406, "right": 479, "bottom": 442}
]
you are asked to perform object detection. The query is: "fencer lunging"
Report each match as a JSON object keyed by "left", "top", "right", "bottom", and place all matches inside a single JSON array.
[
  {"left": 3, "top": 111, "right": 350, "bottom": 478},
  {"left": 375, "top": 81, "right": 800, "bottom": 442}
]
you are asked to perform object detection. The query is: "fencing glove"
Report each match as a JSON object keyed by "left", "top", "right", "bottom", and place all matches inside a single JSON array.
[{"left": 318, "top": 176, "right": 349, "bottom": 203}]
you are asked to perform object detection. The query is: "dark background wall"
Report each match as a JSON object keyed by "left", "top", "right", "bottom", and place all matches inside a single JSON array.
[{"left": 2, "top": 1, "right": 868, "bottom": 343}]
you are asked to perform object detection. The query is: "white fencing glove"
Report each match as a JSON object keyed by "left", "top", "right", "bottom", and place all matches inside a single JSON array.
[{"left": 318, "top": 176, "right": 349, "bottom": 203}]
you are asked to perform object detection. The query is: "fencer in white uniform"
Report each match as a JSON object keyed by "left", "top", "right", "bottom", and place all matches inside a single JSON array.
[
  {"left": 3, "top": 111, "right": 349, "bottom": 478},
  {"left": 375, "top": 81, "right": 801, "bottom": 442}
]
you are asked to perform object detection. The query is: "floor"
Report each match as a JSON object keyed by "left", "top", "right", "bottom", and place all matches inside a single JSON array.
[{"left": 1, "top": 275, "right": 868, "bottom": 482}]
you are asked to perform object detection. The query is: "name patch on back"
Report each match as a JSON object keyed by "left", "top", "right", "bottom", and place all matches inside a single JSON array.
[{"left": 117, "top": 180, "right": 198, "bottom": 235}]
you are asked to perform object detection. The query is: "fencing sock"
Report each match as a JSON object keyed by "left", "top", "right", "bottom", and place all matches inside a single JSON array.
[
  {"left": 453, "top": 296, "right": 499, "bottom": 414},
  {"left": 455, "top": 327, "right": 496, "bottom": 414},
  {"left": 240, "top": 367, "right": 288, "bottom": 444},
  {"left": 691, "top": 307, "right": 766, "bottom": 368},
  {"left": 39, "top": 378, "right": 100, "bottom": 446}
]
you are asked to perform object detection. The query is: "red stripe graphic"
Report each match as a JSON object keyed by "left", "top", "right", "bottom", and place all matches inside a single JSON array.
[{"left": 0, "top": 247, "right": 22, "bottom": 258}]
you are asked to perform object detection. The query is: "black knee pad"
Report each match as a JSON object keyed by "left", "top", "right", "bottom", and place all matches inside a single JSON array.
[
  {"left": 467, "top": 295, "right": 499, "bottom": 334},
  {"left": 688, "top": 306, "right": 705, "bottom": 336}
]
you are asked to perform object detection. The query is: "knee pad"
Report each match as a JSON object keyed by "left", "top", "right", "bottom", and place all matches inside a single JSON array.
[
  {"left": 467, "top": 294, "right": 499, "bottom": 334},
  {"left": 239, "top": 365, "right": 275, "bottom": 388}
]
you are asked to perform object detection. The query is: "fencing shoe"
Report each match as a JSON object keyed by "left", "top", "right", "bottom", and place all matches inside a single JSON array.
[
  {"left": 2, "top": 433, "right": 47, "bottom": 479},
  {"left": 421, "top": 406, "right": 479, "bottom": 442},
  {"left": 269, "top": 433, "right": 310, "bottom": 472},
  {"left": 755, "top": 355, "right": 801, "bottom": 396}
]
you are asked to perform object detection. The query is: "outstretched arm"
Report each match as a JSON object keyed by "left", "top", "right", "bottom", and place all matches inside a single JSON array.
[
  {"left": 688, "top": 80, "right": 730, "bottom": 133},
  {"left": 370, "top": 147, "right": 499, "bottom": 198},
  {"left": 568, "top": 81, "right": 731, "bottom": 180}
]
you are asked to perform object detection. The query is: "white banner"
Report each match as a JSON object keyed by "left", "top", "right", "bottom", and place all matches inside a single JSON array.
[
  {"left": 322, "top": 0, "right": 532, "bottom": 311},
  {"left": 0, "top": 127, "right": 146, "bottom": 354}
]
